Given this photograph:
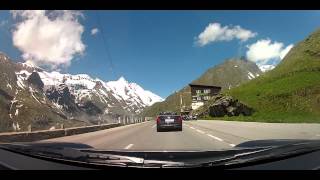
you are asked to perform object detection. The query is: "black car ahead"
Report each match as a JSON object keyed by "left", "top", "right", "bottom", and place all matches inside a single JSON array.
[{"left": 156, "top": 112, "right": 182, "bottom": 132}]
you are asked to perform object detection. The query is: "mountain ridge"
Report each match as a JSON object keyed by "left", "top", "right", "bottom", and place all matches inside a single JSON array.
[
  {"left": 141, "top": 58, "right": 262, "bottom": 117},
  {"left": 0, "top": 52, "right": 163, "bottom": 132}
]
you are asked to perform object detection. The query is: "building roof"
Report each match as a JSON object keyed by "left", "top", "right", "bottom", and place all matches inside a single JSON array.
[{"left": 188, "top": 83, "right": 222, "bottom": 89}]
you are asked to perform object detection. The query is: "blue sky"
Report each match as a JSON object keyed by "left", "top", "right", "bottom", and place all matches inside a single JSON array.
[{"left": 0, "top": 10, "right": 320, "bottom": 98}]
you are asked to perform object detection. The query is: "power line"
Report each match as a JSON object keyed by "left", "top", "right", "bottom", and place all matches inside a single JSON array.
[
  {"left": 238, "top": 41, "right": 243, "bottom": 59},
  {"left": 94, "top": 11, "right": 118, "bottom": 78}
]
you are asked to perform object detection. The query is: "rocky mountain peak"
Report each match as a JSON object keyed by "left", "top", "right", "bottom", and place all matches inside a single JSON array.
[
  {"left": 27, "top": 71, "right": 44, "bottom": 90},
  {"left": 94, "top": 81, "right": 104, "bottom": 89},
  {"left": 118, "top": 76, "right": 127, "bottom": 83}
]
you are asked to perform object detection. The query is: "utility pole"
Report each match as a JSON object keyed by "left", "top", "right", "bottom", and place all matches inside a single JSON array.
[{"left": 180, "top": 93, "right": 183, "bottom": 112}]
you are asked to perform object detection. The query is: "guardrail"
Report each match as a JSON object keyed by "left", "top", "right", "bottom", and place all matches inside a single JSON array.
[
  {"left": 117, "top": 116, "right": 154, "bottom": 125},
  {"left": 0, "top": 116, "right": 154, "bottom": 143}
]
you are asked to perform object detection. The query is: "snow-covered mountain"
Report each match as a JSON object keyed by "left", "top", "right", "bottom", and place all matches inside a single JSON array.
[
  {"left": 106, "top": 77, "right": 163, "bottom": 107},
  {"left": 0, "top": 52, "right": 163, "bottom": 132},
  {"left": 15, "top": 62, "right": 164, "bottom": 115}
]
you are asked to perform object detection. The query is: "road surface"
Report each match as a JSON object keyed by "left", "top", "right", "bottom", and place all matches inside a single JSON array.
[{"left": 41, "top": 120, "right": 320, "bottom": 151}]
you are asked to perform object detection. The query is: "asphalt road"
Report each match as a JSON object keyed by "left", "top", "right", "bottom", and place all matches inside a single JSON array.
[{"left": 42, "top": 120, "right": 320, "bottom": 151}]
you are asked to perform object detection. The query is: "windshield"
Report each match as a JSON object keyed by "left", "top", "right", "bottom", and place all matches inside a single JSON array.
[{"left": 1, "top": 10, "right": 320, "bottom": 166}]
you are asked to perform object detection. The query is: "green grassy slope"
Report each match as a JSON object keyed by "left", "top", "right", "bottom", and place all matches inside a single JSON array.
[{"left": 223, "top": 29, "right": 320, "bottom": 123}]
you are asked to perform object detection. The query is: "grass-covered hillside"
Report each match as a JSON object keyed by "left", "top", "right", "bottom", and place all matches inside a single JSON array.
[{"left": 221, "top": 29, "right": 320, "bottom": 123}]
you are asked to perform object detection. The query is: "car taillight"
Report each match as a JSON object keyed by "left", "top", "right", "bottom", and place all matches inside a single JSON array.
[
  {"left": 156, "top": 117, "right": 160, "bottom": 123},
  {"left": 177, "top": 116, "right": 182, "bottom": 123}
]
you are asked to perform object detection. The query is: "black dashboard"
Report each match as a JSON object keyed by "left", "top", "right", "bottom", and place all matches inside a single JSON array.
[{"left": 1, "top": 147, "right": 320, "bottom": 170}]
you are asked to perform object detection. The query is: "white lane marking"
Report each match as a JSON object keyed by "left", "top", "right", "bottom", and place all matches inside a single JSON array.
[
  {"left": 152, "top": 124, "right": 156, "bottom": 128},
  {"left": 229, "top": 144, "right": 236, "bottom": 147},
  {"left": 124, "top": 144, "right": 134, "bottom": 149},
  {"left": 196, "top": 129, "right": 205, "bottom": 134},
  {"left": 207, "top": 134, "right": 223, "bottom": 142},
  {"left": 190, "top": 127, "right": 195, "bottom": 130}
]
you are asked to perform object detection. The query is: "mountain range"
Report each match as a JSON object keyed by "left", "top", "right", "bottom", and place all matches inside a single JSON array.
[{"left": 0, "top": 53, "right": 163, "bottom": 132}]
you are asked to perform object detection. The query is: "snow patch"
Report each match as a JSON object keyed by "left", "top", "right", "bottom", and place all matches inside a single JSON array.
[
  {"left": 258, "top": 64, "right": 275, "bottom": 72},
  {"left": 29, "top": 87, "right": 40, "bottom": 103},
  {"left": 16, "top": 104, "right": 23, "bottom": 108},
  {"left": 16, "top": 77, "right": 25, "bottom": 89},
  {"left": 14, "top": 109, "right": 19, "bottom": 116},
  {"left": 12, "top": 122, "right": 21, "bottom": 131},
  {"left": 15, "top": 70, "right": 31, "bottom": 89},
  {"left": 247, "top": 72, "right": 256, "bottom": 80},
  {"left": 7, "top": 83, "right": 12, "bottom": 90},
  {"left": 52, "top": 101, "right": 63, "bottom": 110}
]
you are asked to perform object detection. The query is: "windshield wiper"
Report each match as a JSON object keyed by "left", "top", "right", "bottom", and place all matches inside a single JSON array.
[
  {"left": 83, "top": 152, "right": 175, "bottom": 167},
  {"left": 0, "top": 144, "right": 190, "bottom": 168}
]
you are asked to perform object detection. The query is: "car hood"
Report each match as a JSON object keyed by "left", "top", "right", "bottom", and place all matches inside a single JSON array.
[
  {"left": 9, "top": 138, "right": 314, "bottom": 150},
  {"left": 2, "top": 139, "right": 319, "bottom": 162}
]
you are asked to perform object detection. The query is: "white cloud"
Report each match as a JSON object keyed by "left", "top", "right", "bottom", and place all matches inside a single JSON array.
[
  {"left": 195, "top": 22, "right": 257, "bottom": 46},
  {"left": 11, "top": 10, "right": 86, "bottom": 69},
  {"left": 246, "top": 39, "right": 294, "bottom": 72},
  {"left": 280, "top": 44, "right": 294, "bottom": 59},
  {"left": 91, "top": 28, "right": 99, "bottom": 35},
  {"left": 246, "top": 39, "right": 293, "bottom": 63}
]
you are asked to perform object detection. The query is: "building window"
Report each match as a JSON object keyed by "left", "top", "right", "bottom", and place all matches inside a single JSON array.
[
  {"left": 196, "top": 90, "right": 201, "bottom": 94},
  {"left": 204, "top": 89, "right": 211, "bottom": 94},
  {"left": 203, "top": 96, "right": 210, "bottom": 100},
  {"left": 197, "top": 96, "right": 201, "bottom": 101}
]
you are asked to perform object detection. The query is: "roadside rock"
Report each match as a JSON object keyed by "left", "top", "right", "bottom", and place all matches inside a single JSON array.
[{"left": 198, "top": 94, "right": 253, "bottom": 117}]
